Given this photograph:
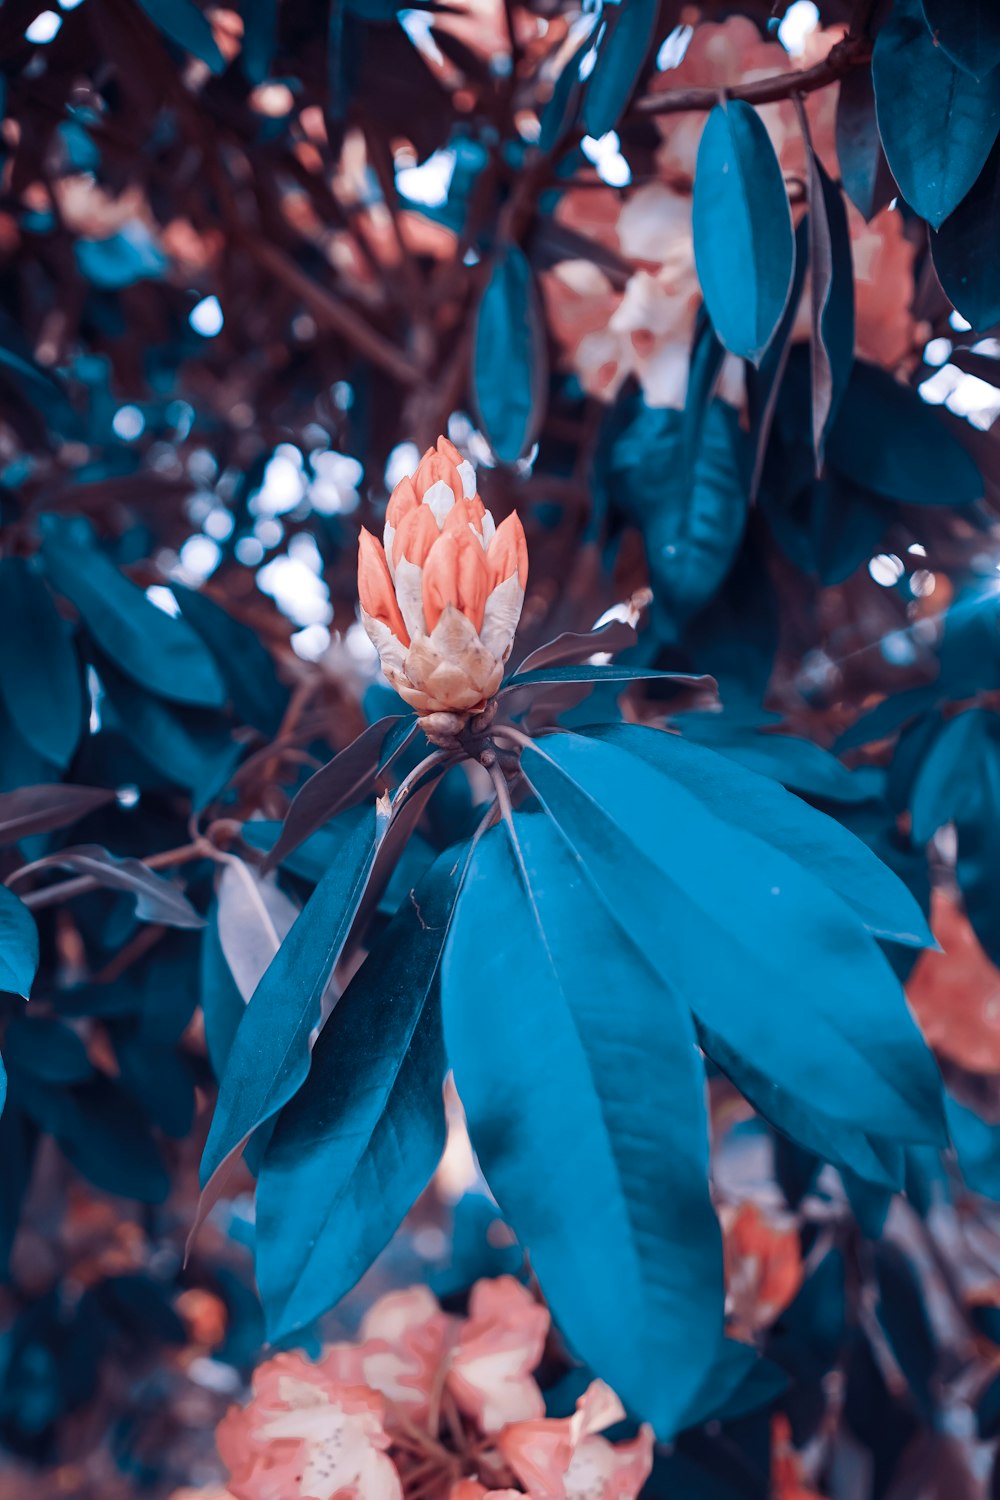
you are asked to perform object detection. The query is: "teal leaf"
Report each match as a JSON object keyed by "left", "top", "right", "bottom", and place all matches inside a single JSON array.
[
  {"left": 471, "top": 242, "right": 547, "bottom": 464},
  {"left": 873, "top": 1, "right": 1000, "bottom": 228},
  {"left": 75, "top": 225, "right": 168, "bottom": 290},
  {"left": 0, "top": 886, "right": 39, "bottom": 999},
  {"left": 240, "top": 0, "right": 277, "bottom": 82},
  {"left": 586, "top": 723, "right": 932, "bottom": 948},
  {"left": 933, "top": 140, "right": 1000, "bottom": 330},
  {"left": 836, "top": 65, "right": 896, "bottom": 222},
  {"left": 172, "top": 583, "right": 287, "bottom": 735},
  {"left": 0, "top": 560, "right": 82, "bottom": 770},
  {"left": 693, "top": 101, "right": 795, "bottom": 363},
  {"left": 264, "top": 716, "right": 415, "bottom": 871},
  {"left": 4, "top": 1018, "right": 92, "bottom": 1084},
  {"left": 20, "top": 845, "right": 204, "bottom": 929},
  {"left": 135, "top": 0, "right": 226, "bottom": 72},
  {"left": 257, "top": 846, "right": 467, "bottom": 1338},
  {"left": 910, "top": 707, "right": 994, "bottom": 843},
  {"left": 0, "top": 784, "right": 115, "bottom": 846},
  {"left": 503, "top": 664, "right": 714, "bottom": 695},
  {"left": 922, "top": 0, "right": 1000, "bottom": 80},
  {"left": 827, "top": 360, "right": 983, "bottom": 506},
  {"left": 804, "top": 151, "right": 855, "bottom": 461},
  {"left": 41, "top": 522, "right": 227, "bottom": 709},
  {"left": 443, "top": 812, "right": 724, "bottom": 1437},
  {"left": 581, "top": 0, "right": 658, "bottom": 138},
  {"left": 522, "top": 731, "right": 945, "bottom": 1146},
  {"left": 672, "top": 715, "right": 876, "bottom": 804},
  {"left": 200, "top": 804, "right": 383, "bottom": 1190}
]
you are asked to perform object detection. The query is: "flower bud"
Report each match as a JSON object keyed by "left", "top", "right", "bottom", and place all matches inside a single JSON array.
[{"left": 358, "top": 436, "right": 528, "bottom": 724}]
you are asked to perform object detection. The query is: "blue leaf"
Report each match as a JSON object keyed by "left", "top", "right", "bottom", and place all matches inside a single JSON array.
[
  {"left": 933, "top": 138, "right": 1000, "bottom": 330},
  {"left": 910, "top": 707, "right": 995, "bottom": 843},
  {"left": 827, "top": 360, "right": 983, "bottom": 507},
  {"left": 693, "top": 101, "right": 795, "bottom": 363},
  {"left": 443, "top": 811, "right": 724, "bottom": 1436},
  {"left": 873, "top": 0, "right": 1000, "bottom": 228},
  {"left": 522, "top": 731, "right": 945, "bottom": 1146},
  {"left": 75, "top": 225, "right": 169, "bottom": 290},
  {"left": 201, "top": 804, "right": 382, "bottom": 1190},
  {"left": 586, "top": 723, "right": 932, "bottom": 948},
  {"left": 581, "top": 0, "right": 658, "bottom": 138},
  {"left": 41, "top": 520, "right": 227, "bottom": 709},
  {"left": 922, "top": 0, "right": 1000, "bottom": 78},
  {"left": 0, "top": 886, "right": 38, "bottom": 999},
  {"left": 256, "top": 846, "right": 467, "bottom": 1338},
  {"left": 471, "top": 243, "right": 546, "bottom": 464},
  {"left": 134, "top": 0, "right": 226, "bottom": 72},
  {"left": 0, "top": 560, "right": 82, "bottom": 770}
]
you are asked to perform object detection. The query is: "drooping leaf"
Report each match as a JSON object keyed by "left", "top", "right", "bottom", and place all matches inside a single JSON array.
[
  {"left": 263, "top": 716, "right": 415, "bottom": 871},
  {"left": 802, "top": 146, "right": 855, "bottom": 462},
  {"left": 443, "top": 811, "right": 724, "bottom": 1436},
  {"left": 672, "top": 715, "right": 877, "bottom": 804},
  {"left": 874, "top": 1241, "right": 937, "bottom": 1418},
  {"left": 0, "top": 886, "right": 39, "bottom": 999},
  {"left": 40, "top": 522, "right": 227, "bottom": 709},
  {"left": 216, "top": 859, "right": 298, "bottom": 1003},
  {"left": 522, "top": 731, "right": 944, "bottom": 1145},
  {"left": 836, "top": 63, "right": 897, "bottom": 221},
  {"left": 19, "top": 1077, "right": 169, "bottom": 1202},
  {"left": 692, "top": 101, "right": 795, "bottom": 363},
  {"left": 538, "top": 27, "right": 592, "bottom": 151},
  {"left": 922, "top": 0, "right": 1000, "bottom": 80},
  {"left": 933, "top": 138, "right": 1000, "bottom": 330},
  {"left": 0, "top": 784, "right": 116, "bottom": 845},
  {"left": 513, "top": 619, "right": 638, "bottom": 676},
  {"left": 873, "top": 1, "right": 1000, "bottom": 228},
  {"left": 200, "top": 804, "right": 383, "bottom": 1190},
  {"left": 581, "top": 0, "right": 659, "bottom": 138},
  {"left": 172, "top": 584, "right": 287, "bottom": 735},
  {"left": 0, "top": 559, "right": 82, "bottom": 770},
  {"left": 17, "top": 845, "right": 204, "bottom": 929},
  {"left": 471, "top": 242, "right": 547, "bottom": 464},
  {"left": 257, "top": 846, "right": 467, "bottom": 1338},
  {"left": 134, "top": 0, "right": 226, "bottom": 72},
  {"left": 585, "top": 723, "right": 932, "bottom": 946},
  {"left": 827, "top": 360, "right": 983, "bottom": 507}
]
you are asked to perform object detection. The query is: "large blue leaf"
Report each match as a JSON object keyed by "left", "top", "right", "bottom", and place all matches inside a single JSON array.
[
  {"left": 581, "top": 0, "right": 659, "bottom": 138},
  {"left": 522, "top": 732, "right": 945, "bottom": 1146},
  {"left": 873, "top": 0, "right": 1000, "bottom": 228},
  {"left": 443, "top": 812, "right": 723, "bottom": 1436},
  {"left": 585, "top": 723, "right": 931, "bottom": 948},
  {"left": 256, "top": 847, "right": 466, "bottom": 1338},
  {"left": 922, "top": 0, "right": 1000, "bottom": 78},
  {"left": 692, "top": 101, "right": 794, "bottom": 363},
  {"left": 933, "top": 140, "right": 1000, "bottom": 330},
  {"left": 201, "top": 804, "right": 382, "bottom": 1190}
]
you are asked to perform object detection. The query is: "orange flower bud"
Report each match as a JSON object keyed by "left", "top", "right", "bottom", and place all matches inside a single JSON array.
[
  {"left": 436, "top": 434, "right": 466, "bottom": 467},
  {"left": 422, "top": 528, "right": 489, "bottom": 634},
  {"left": 413, "top": 450, "right": 465, "bottom": 508},
  {"left": 487, "top": 512, "right": 529, "bottom": 590},
  {"left": 442, "top": 496, "right": 487, "bottom": 540},
  {"left": 358, "top": 528, "right": 410, "bottom": 645},
  {"left": 385, "top": 473, "right": 419, "bottom": 529},
  {"left": 394, "top": 503, "right": 440, "bottom": 569}
]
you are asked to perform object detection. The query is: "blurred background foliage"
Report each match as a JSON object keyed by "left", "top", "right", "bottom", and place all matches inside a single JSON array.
[{"left": 0, "top": 0, "right": 1000, "bottom": 1494}]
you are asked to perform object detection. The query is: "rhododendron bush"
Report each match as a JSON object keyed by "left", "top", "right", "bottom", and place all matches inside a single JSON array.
[{"left": 2, "top": 0, "right": 1000, "bottom": 1495}]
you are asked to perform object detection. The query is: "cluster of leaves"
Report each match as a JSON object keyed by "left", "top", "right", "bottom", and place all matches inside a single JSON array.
[{"left": 1, "top": 0, "right": 1000, "bottom": 1495}]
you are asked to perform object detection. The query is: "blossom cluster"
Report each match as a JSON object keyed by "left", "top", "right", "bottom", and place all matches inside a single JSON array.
[
  {"left": 216, "top": 1277, "right": 653, "bottom": 1500},
  {"left": 543, "top": 17, "right": 923, "bottom": 410}
]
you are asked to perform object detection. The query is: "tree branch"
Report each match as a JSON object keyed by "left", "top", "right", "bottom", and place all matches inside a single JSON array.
[{"left": 632, "top": 30, "right": 873, "bottom": 118}]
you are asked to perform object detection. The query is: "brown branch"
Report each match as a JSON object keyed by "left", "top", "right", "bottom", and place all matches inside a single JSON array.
[
  {"left": 241, "top": 238, "right": 423, "bottom": 387},
  {"left": 632, "top": 31, "right": 873, "bottom": 118}
]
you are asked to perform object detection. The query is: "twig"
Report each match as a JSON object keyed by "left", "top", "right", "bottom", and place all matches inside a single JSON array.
[
  {"left": 13, "top": 840, "right": 216, "bottom": 912},
  {"left": 632, "top": 30, "right": 873, "bottom": 118},
  {"left": 241, "top": 238, "right": 422, "bottom": 387}
]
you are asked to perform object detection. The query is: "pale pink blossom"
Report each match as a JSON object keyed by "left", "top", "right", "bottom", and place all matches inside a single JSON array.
[
  {"left": 498, "top": 1380, "right": 654, "bottom": 1500},
  {"left": 216, "top": 1352, "right": 402, "bottom": 1500},
  {"left": 449, "top": 1275, "right": 551, "bottom": 1432}
]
